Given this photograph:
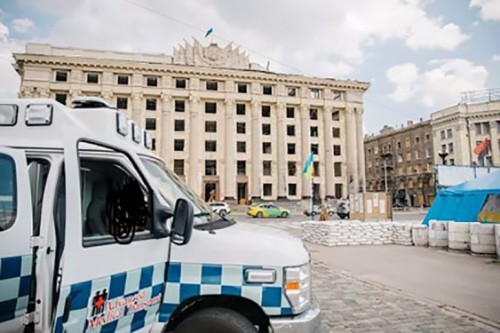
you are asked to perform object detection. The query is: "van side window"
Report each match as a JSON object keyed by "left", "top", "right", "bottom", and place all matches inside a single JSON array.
[
  {"left": 0, "top": 154, "right": 17, "bottom": 231},
  {"left": 80, "top": 158, "right": 152, "bottom": 247}
]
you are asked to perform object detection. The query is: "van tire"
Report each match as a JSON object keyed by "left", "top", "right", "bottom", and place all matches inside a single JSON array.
[{"left": 174, "top": 307, "right": 257, "bottom": 333}]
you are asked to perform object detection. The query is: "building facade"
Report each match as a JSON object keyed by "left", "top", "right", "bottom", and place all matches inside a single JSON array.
[
  {"left": 14, "top": 40, "right": 369, "bottom": 202},
  {"left": 364, "top": 120, "right": 435, "bottom": 207},
  {"left": 430, "top": 91, "right": 500, "bottom": 167}
]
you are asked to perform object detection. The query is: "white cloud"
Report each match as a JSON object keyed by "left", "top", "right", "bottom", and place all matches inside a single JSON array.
[
  {"left": 470, "top": 0, "right": 500, "bottom": 21},
  {"left": 387, "top": 59, "right": 488, "bottom": 108},
  {"left": 12, "top": 0, "right": 468, "bottom": 78},
  {"left": 493, "top": 54, "right": 500, "bottom": 61},
  {"left": 12, "top": 18, "right": 34, "bottom": 33},
  {"left": 0, "top": 21, "right": 22, "bottom": 98}
]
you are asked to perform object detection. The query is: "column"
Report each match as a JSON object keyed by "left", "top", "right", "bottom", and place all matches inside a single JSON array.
[
  {"left": 160, "top": 94, "right": 172, "bottom": 164},
  {"left": 224, "top": 99, "right": 237, "bottom": 200},
  {"left": 300, "top": 104, "right": 311, "bottom": 197},
  {"left": 251, "top": 99, "right": 261, "bottom": 199},
  {"left": 276, "top": 102, "right": 287, "bottom": 199},
  {"left": 355, "top": 108, "right": 366, "bottom": 192},
  {"left": 346, "top": 107, "right": 359, "bottom": 195},
  {"left": 490, "top": 119, "right": 499, "bottom": 166},
  {"left": 131, "top": 93, "right": 143, "bottom": 124},
  {"left": 188, "top": 95, "right": 202, "bottom": 192},
  {"left": 323, "top": 106, "right": 334, "bottom": 198}
]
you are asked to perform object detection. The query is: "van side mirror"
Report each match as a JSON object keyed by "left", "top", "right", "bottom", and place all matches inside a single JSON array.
[{"left": 171, "top": 198, "right": 194, "bottom": 245}]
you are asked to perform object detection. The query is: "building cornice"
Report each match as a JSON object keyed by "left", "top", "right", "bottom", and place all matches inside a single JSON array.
[
  {"left": 14, "top": 53, "right": 370, "bottom": 91},
  {"left": 364, "top": 120, "right": 431, "bottom": 143}
]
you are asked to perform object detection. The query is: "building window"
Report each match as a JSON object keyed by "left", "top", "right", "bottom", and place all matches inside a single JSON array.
[
  {"left": 441, "top": 144, "right": 446, "bottom": 153},
  {"left": 288, "top": 162, "right": 297, "bottom": 176},
  {"left": 263, "top": 184, "right": 272, "bottom": 196},
  {"left": 146, "top": 76, "right": 159, "bottom": 87},
  {"left": 397, "top": 141, "right": 402, "bottom": 149},
  {"left": 310, "top": 126, "right": 319, "bottom": 137},
  {"left": 237, "top": 161, "right": 246, "bottom": 175},
  {"left": 117, "top": 74, "right": 129, "bottom": 85},
  {"left": 174, "top": 159, "right": 184, "bottom": 176},
  {"left": 287, "top": 125, "right": 295, "bottom": 136},
  {"left": 332, "top": 90, "right": 343, "bottom": 101},
  {"left": 263, "top": 142, "right": 272, "bottom": 154},
  {"left": 334, "top": 184, "right": 343, "bottom": 199},
  {"left": 145, "top": 118, "right": 156, "bottom": 130},
  {"left": 175, "top": 78, "right": 187, "bottom": 89},
  {"left": 262, "top": 105, "right": 271, "bottom": 117},
  {"left": 332, "top": 110, "right": 340, "bottom": 121},
  {"left": 237, "top": 83, "right": 248, "bottom": 93},
  {"left": 448, "top": 143, "right": 454, "bottom": 153},
  {"left": 174, "top": 139, "right": 185, "bottom": 151},
  {"left": 262, "top": 124, "right": 271, "bottom": 135},
  {"left": 205, "top": 140, "right": 217, "bottom": 152},
  {"left": 440, "top": 130, "right": 446, "bottom": 140},
  {"left": 312, "top": 162, "right": 319, "bottom": 177},
  {"left": 288, "top": 183, "right": 297, "bottom": 196},
  {"left": 426, "top": 147, "right": 432, "bottom": 158},
  {"left": 174, "top": 119, "right": 185, "bottom": 132},
  {"left": 236, "top": 122, "right": 246, "bottom": 134},
  {"left": 333, "top": 145, "right": 341, "bottom": 156},
  {"left": 205, "top": 160, "right": 217, "bottom": 176},
  {"left": 332, "top": 127, "right": 340, "bottom": 138},
  {"left": 287, "top": 87, "right": 297, "bottom": 97},
  {"left": 415, "top": 136, "right": 420, "bottom": 144},
  {"left": 117, "top": 97, "right": 128, "bottom": 109},
  {"left": 206, "top": 81, "right": 218, "bottom": 91},
  {"left": 86, "top": 72, "right": 99, "bottom": 84},
  {"left": 262, "top": 85, "right": 273, "bottom": 95},
  {"left": 287, "top": 143, "right": 296, "bottom": 155},
  {"left": 450, "top": 158, "right": 455, "bottom": 165},
  {"left": 55, "top": 70, "right": 68, "bottom": 82},
  {"left": 205, "top": 102, "right": 217, "bottom": 114},
  {"left": 311, "top": 144, "right": 319, "bottom": 155},
  {"left": 263, "top": 161, "right": 272, "bottom": 176},
  {"left": 334, "top": 162, "right": 342, "bottom": 177},
  {"left": 446, "top": 129, "right": 452, "bottom": 139},
  {"left": 309, "top": 108, "right": 318, "bottom": 120},
  {"left": 175, "top": 100, "right": 185, "bottom": 112},
  {"left": 146, "top": 98, "right": 157, "bottom": 111},
  {"left": 55, "top": 93, "right": 67, "bottom": 105},
  {"left": 237, "top": 141, "right": 246, "bottom": 153},
  {"left": 425, "top": 134, "right": 431, "bottom": 142},
  {"left": 205, "top": 121, "right": 217, "bottom": 133},
  {"left": 310, "top": 88, "right": 320, "bottom": 99},
  {"left": 152, "top": 138, "right": 156, "bottom": 151},
  {"left": 236, "top": 103, "right": 246, "bottom": 115}
]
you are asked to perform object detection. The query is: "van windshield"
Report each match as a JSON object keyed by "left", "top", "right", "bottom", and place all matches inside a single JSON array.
[{"left": 140, "top": 157, "right": 215, "bottom": 225}]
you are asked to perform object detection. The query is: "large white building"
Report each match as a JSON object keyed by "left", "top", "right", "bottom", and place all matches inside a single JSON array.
[
  {"left": 431, "top": 90, "right": 500, "bottom": 167},
  {"left": 14, "top": 40, "right": 369, "bottom": 202}
]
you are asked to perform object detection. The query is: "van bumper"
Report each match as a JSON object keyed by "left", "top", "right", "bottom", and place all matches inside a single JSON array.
[{"left": 270, "top": 305, "right": 321, "bottom": 333}]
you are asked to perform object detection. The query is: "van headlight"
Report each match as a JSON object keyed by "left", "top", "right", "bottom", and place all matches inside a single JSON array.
[{"left": 284, "top": 263, "right": 311, "bottom": 314}]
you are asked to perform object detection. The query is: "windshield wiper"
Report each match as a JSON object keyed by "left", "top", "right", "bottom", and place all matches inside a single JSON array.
[
  {"left": 195, "top": 216, "right": 236, "bottom": 231},
  {"left": 193, "top": 212, "right": 212, "bottom": 217}
]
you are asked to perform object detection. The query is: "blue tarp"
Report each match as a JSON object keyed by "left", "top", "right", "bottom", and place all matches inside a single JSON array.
[{"left": 423, "top": 171, "right": 500, "bottom": 225}]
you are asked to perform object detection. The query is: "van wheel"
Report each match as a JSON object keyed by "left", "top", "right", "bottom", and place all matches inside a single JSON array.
[{"left": 174, "top": 308, "right": 257, "bottom": 333}]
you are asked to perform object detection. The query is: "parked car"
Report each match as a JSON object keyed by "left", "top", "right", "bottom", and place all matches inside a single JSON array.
[
  {"left": 208, "top": 202, "right": 231, "bottom": 216},
  {"left": 303, "top": 205, "right": 335, "bottom": 217},
  {"left": 336, "top": 201, "right": 350, "bottom": 219},
  {"left": 247, "top": 203, "right": 291, "bottom": 218}
]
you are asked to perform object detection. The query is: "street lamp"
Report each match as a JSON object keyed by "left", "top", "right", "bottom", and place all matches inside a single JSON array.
[{"left": 438, "top": 150, "right": 448, "bottom": 165}]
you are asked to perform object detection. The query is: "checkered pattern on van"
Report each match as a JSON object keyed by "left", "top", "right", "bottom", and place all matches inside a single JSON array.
[{"left": 0, "top": 255, "right": 32, "bottom": 323}]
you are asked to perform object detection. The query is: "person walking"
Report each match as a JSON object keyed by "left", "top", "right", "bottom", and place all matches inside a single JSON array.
[{"left": 319, "top": 205, "right": 328, "bottom": 221}]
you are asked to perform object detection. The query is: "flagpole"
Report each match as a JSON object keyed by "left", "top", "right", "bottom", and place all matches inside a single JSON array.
[{"left": 311, "top": 176, "right": 314, "bottom": 222}]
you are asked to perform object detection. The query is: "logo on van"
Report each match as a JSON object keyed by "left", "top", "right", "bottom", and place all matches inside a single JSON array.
[{"left": 91, "top": 289, "right": 108, "bottom": 317}]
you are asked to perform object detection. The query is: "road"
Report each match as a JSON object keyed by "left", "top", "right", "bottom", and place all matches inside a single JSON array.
[{"left": 236, "top": 217, "right": 500, "bottom": 332}]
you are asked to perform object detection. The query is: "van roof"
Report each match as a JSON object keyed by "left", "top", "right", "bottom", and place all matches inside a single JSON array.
[{"left": 0, "top": 98, "right": 157, "bottom": 159}]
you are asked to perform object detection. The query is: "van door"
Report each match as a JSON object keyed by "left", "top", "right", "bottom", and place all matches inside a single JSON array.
[
  {"left": 53, "top": 146, "right": 171, "bottom": 333},
  {"left": 0, "top": 147, "right": 34, "bottom": 333}
]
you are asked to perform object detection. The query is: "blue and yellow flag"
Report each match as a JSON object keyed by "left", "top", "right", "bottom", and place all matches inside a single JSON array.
[
  {"left": 302, "top": 152, "right": 314, "bottom": 177},
  {"left": 204, "top": 28, "right": 214, "bottom": 39}
]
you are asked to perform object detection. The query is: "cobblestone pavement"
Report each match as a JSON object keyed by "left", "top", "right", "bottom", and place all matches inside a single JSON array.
[{"left": 247, "top": 220, "right": 500, "bottom": 333}]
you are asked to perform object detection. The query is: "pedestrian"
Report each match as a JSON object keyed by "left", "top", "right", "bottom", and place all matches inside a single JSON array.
[{"left": 319, "top": 205, "right": 328, "bottom": 221}]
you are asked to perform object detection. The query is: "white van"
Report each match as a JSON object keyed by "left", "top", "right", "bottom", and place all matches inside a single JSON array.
[{"left": 0, "top": 99, "right": 320, "bottom": 333}]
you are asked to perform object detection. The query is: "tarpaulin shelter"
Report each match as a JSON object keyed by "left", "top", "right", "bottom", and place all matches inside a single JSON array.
[{"left": 423, "top": 171, "right": 500, "bottom": 225}]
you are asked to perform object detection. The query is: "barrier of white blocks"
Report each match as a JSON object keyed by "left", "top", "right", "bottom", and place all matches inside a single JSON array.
[
  {"left": 301, "top": 220, "right": 411, "bottom": 247},
  {"left": 470, "top": 222, "right": 496, "bottom": 255}
]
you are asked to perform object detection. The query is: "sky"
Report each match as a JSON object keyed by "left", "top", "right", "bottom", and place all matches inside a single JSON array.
[{"left": 0, "top": 0, "right": 499, "bottom": 133}]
